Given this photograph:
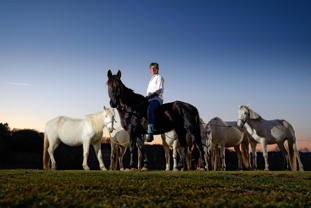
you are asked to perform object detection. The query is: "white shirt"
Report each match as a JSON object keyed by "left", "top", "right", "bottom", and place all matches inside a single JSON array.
[{"left": 146, "top": 74, "right": 164, "bottom": 105}]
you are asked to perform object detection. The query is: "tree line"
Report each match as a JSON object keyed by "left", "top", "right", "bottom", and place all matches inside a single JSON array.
[{"left": 0, "top": 123, "right": 310, "bottom": 170}]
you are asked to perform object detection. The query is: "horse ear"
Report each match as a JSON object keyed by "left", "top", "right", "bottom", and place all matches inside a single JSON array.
[
  {"left": 246, "top": 104, "right": 250, "bottom": 108},
  {"left": 107, "top": 70, "right": 112, "bottom": 78},
  {"left": 239, "top": 105, "right": 242, "bottom": 108},
  {"left": 117, "top": 70, "right": 121, "bottom": 79},
  {"left": 103, "top": 106, "right": 107, "bottom": 110}
]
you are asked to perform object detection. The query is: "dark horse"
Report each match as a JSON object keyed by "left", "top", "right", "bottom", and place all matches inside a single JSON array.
[{"left": 107, "top": 70, "right": 206, "bottom": 171}]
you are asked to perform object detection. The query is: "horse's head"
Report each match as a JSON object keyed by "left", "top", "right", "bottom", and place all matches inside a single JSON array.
[
  {"left": 107, "top": 70, "right": 123, "bottom": 109},
  {"left": 103, "top": 106, "right": 116, "bottom": 133},
  {"left": 237, "top": 104, "right": 250, "bottom": 128},
  {"left": 200, "top": 120, "right": 212, "bottom": 152}
]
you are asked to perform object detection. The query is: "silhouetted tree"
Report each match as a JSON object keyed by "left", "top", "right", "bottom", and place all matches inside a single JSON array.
[
  {"left": 0, "top": 123, "right": 11, "bottom": 163},
  {"left": 1, "top": 122, "right": 311, "bottom": 171},
  {"left": 11, "top": 129, "right": 43, "bottom": 153}
]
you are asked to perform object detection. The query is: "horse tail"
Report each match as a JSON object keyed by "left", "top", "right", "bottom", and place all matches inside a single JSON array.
[
  {"left": 288, "top": 141, "right": 297, "bottom": 171},
  {"left": 283, "top": 120, "right": 297, "bottom": 171},
  {"left": 240, "top": 131, "right": 251, "bottom": 169},
  {"left": 240, "top": 142, "right": 249, "bottom": 169},
  {"left": 43, "top": 132, "right": 50, "bottom": 170}
]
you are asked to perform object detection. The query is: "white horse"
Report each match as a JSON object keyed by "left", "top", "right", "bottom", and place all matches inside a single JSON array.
[
  {"left": 237, "top": 104, "right": 304, "bottom": 171},
  {"left": 161, "top": 119, "right": 211, "bottom": 171},
  {"left": 109, "top": 126, "right": 145, "bottom": 171},
  {"left": 207, "top": 117, "right": 251, "bottom": 171},
  {"left": 43, "top": 106, "right": 115, "bottom": 171}
]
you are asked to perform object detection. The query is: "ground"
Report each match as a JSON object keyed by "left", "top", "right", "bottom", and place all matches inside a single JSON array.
[{"left": 0, "top": 170, "right": 310, "bottom": 207}]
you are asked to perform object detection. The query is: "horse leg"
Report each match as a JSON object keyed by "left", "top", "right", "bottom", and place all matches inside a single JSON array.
[
  {"left": 204, "top": 150, "right": 209, "bottom": 170},
  {"left": 188, "top": 130, "right": 206, "bottom": 170},
  {"left": 186, "top": 147, "right": 192, "bottom": 170},
  {"left": 93, "top": 141, "right": 107, "bottom": 171},
  {"left": 126, "top": 129, "right": 137, "bottom": 171},
  {"left": 175, "top": 129, "right": 188, "bottom": 171},
  {"left": 119, "top": 146, "right": 127, "bottom": 171},
  {"left": 213, "top": 144, "right": 219, "bottom": 171},
  {"left": 82, "top": 140, "right": 91, "bottom": 170},
  {"left": 137, "top": 145, "right": 142, "bottom": 170},
  {"left": 162, "top": 142, "right": 170, "bottom": 171},
  {"left": 136, "top": 135, "right": 149, "bottom": 171},
  {"left": 234, "top": 145, "right": 243, "bottom": 170},
  {"left": 277, "top": 142, "right": 289, "bottom": 170},
  {"left": 250, "top": 141, "right": 257, "bottom": 170},
  {"left": 109, "top": 143, "right": 117, "bottom": 170},
  {"left": 209, "top": 147, "right": 215, "bottom": 171},
  {"left": 219, "top": 145, "right": 226, "bottom": 171},
  {"left": 47, "top": 138, "right": 60, "bottom": 170},
  {"left": 173, "top": 142, "right": 182, "bottom": 171},
  {"left": 261, "top": 141, "right": 269, "bottom": 171}
]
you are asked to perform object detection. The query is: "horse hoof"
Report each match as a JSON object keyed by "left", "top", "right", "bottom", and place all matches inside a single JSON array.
[
  {"left": 173, "top": 168, "right": 180, "bottom": 172},
  {"left": 141, "top": 167, "right": 148, "bottom": 172},
  {"left": 120, "top": 168, "right": 125, "bottom": 171},
  {"left": 165, "top": 169, "right": 170, "bottom": 171},
  {"left": 198, "top": 168, "right": 205, "bottom": 171},
  {"left": 125, "top": 168, "right": 132, "bottom": 172},
  {"left": 83, "top": 167, "right": 90, "bottom": 171},
  {"left": 101, "top": 168, "right": 107, "bottom": 171}
]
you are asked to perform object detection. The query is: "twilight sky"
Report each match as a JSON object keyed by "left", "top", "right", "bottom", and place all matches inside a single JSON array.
[{"left": 1, "top": 1, "right": 310, "bottom": 149}]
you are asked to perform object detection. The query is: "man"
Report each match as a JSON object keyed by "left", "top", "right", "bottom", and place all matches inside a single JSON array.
[{"left": 145, "top": 62, "right": 164, "bottom": 142}]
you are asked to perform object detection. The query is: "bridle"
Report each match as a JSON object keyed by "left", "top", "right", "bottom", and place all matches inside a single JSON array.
[
  {"left": 105, "top": 117, "right": 117, "bottom": 131},
  {"left": 238, "top": 111, "right": 250, "bottom": 127}
]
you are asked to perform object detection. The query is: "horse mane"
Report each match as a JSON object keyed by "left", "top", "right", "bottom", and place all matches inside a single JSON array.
[
  {"left": 247, "top": 107, "right": 262, "bottom": 120},
  {"left": 106, "top": 75, "right": 142, "bottom": 109},
  {"left": 212, "top": 117, "right": 228, "bottom": 126},
  {"left": 85, "top": 109, "right": 115, "bottom": 134},
  {"left": 199, "top": 118, "right": 205, "bottom": 125}
]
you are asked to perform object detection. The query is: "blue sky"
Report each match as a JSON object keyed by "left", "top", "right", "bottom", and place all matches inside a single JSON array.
[{"left": 1, "top": 1, "right": 310, "bottom": 148}]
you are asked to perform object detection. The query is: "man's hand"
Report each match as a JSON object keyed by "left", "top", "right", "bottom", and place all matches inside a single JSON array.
[{"left": 146, "top": 92, "right": 158, "bottom": 100}]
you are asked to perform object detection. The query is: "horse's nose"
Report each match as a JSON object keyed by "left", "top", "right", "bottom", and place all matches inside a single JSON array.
[{"left": 237, "top": 120, "right": 242, "bottom": 128}]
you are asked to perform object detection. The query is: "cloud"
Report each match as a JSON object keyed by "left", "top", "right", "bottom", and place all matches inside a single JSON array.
[{"left": 7, "top": 82, "right": 31, "bottom": 86}]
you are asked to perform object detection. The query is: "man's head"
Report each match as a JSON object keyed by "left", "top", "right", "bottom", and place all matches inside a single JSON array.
[{"left": 150, "top": 62, "right": 159, "bottom": 76}]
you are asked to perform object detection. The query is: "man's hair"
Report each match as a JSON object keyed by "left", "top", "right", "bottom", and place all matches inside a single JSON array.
[{"left": 150, "top": 62, "right": 159, "bottom": 70}]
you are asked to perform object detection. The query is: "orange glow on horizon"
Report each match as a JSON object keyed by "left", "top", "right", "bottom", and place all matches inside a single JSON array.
[{"left": 2, "top": 120, "right": 311, "bottom": 152}]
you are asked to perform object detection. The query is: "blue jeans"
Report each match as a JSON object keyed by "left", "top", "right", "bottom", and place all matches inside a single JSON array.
[{"left": 147, "top": 100, "right": 160, "bottom": 133}]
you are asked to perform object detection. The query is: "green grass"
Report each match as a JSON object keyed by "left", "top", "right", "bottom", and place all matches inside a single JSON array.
[{"left": 0, "top": 170, "right": 310, "bottom": 207}]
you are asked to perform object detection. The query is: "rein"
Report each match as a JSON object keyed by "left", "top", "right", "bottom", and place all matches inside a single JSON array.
[
  {"left": 130, "top": 100, "right": 148, "bottom": 109},
  {"left": 164, "top": 132, "right": 209, "bottom": 149},
  {"left": 164, "top": 133, "right": 176, "bottom": 140},
  {"left": 109, "top": 132, "right": 129, "bottom": 146},
  {"left": 105, "top": 118, "right": 117, "bottom": 130},
  {"left": 117, "top": 100, "right": 148, "bottom": 118}
]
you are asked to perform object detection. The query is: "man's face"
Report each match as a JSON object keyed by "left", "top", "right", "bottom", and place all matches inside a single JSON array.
[{"left": 150, "top": 65, "right": 158, "bottom": 76}]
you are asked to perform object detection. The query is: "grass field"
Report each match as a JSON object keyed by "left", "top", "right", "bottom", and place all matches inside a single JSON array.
[{"left": 0, "top": 170, "right": 310, "bottom": 207}]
